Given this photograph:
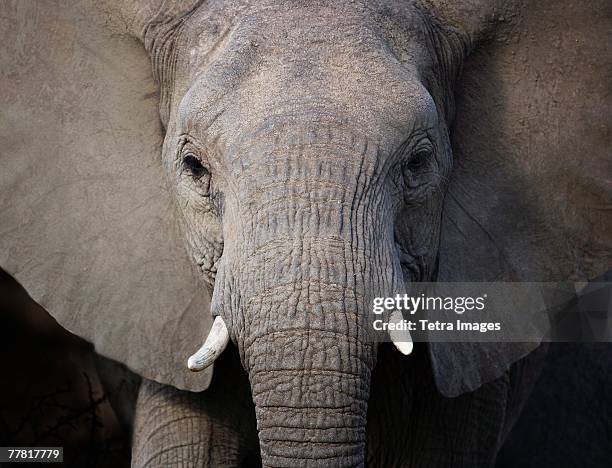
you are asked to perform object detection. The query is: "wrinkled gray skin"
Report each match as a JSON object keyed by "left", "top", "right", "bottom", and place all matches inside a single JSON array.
[
  {"left": 132, "top": 344, "right": 545, "bottom": 467},
  {"left": 131, "top": 1, "right": 533, "bottom": 466}
]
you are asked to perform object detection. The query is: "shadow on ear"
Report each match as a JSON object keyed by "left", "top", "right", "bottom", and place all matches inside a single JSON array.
[
  {"left": 0, "top": 0, "right": 212, "bottom": 391},
  {"left": 430, "top": 0, "right": 612, "bottom": 396}
]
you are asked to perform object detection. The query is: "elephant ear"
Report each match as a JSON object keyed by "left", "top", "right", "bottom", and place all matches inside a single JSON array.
[
  {"left": 0, "top": 0, "right": 213, "bottom": 391},
  {"left": 428, "top": 0, "right": 612, "bottom": 396}
]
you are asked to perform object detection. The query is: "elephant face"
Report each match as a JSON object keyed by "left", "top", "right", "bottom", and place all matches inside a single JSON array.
[
  {"left": 149, "top": 3, "right": 455, "bottom": 461},
  {"left": 165, "top": 3, "right": 453, "bottom": 288}
]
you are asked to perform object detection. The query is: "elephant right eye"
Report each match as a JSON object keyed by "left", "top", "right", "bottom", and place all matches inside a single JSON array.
[
  {"left": 183, "top": 154, "right": 206, "bottom": 176},
  {"left": 182, "top": 154, "right": 211, "bottom": 195}
]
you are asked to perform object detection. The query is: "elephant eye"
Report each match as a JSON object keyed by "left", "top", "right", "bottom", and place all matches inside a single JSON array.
[
  {"left": 404, "top": 148, "right": 431, "bottom": 173},
  {"left": 183, "top": 154, "right": 207, "bottom": 176},
  {"left": 182, "top": 154, "right": 211, "bottom": 195},
  {"left": 400, "top": 140, "right": 437, "bottom": 195}
]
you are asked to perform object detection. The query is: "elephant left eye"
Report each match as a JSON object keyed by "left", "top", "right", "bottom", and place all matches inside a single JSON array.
[
  {"left": 405, "top": 148, "right": 431, "bottom": 173},
  {"left": 397, "top": 138, "right": 441, "bottom": 202},
  {"left": 402, "top": 144, "right": 435, "bottom": 184}
]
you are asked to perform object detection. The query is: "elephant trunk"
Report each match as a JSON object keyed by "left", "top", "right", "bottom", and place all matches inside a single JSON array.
[
  {"left": 216, "top": 128, "right": 404, "bottom": 466},
  {"left": 234, "top": 231, "right": 393, "bottom": 466},
  {"left": 248, "top": 329, "right": 372, "bottom": 466},
  {"left": 240, "top": 261, "right": 377, "bottom": 467}
]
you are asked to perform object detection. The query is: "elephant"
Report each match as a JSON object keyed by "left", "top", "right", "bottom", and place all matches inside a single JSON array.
[{"left": 1, "top": 0, "right": 610, "bottom": 466}]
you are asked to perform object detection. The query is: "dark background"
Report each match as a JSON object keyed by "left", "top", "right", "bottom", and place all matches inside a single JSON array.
[{"left": 0, "top": 270, "right": 132, "bottom": 467}]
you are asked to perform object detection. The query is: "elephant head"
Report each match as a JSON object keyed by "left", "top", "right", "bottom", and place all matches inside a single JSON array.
[{"left": 1, "top": 0, "right": 610, "bottom": 466}]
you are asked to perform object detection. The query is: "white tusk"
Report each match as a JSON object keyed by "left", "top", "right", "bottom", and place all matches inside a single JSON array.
[
  {"left": 389, "top": 310, "right": 413, "bottom": 355},
  {"left": 187, "top": 316, "right": 230, "bottom": 371}
]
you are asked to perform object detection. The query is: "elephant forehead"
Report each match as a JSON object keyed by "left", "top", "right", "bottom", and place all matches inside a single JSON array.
[
  {"left": 177, "top": 67, "right": 438, "bottom": 169},
  {"left": 180, "top": 0, "right": 427, "bottom": 69},
  {"left": 174, "top": 0, "right": 439, "bottom": 150}
]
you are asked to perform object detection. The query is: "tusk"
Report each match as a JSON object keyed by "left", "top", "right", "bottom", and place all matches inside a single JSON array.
[
  {"left": 187, "top": 316, "right": 229, "bottom": 371},
  {"left": 389, "top": 310, "right": 413, "bottom": 355}
]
